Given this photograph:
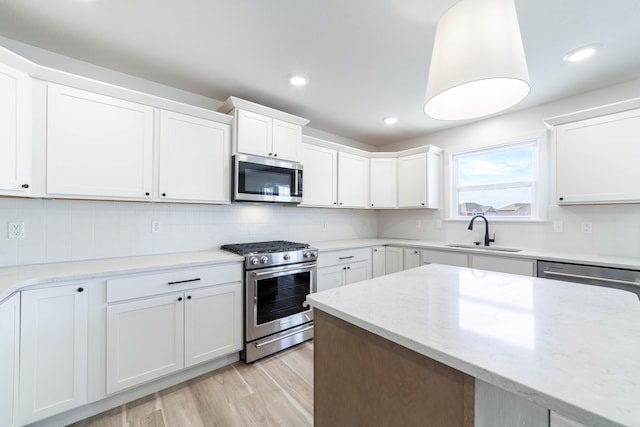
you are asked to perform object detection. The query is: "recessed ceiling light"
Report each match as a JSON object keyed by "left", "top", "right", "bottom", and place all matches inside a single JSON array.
[
  {"left": 383, "top": 117, "right": 397, "bottom": 125},
  {"left": 563, "top": 44, "right": 601, "bottom": 62},
  {"left": 289, "top": 75, "right": 308, "bottom": 86}
]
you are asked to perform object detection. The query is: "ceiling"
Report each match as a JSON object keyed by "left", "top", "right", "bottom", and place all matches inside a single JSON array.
[{"left": 0, "top": 0, "right": 639, "bottom": 146}]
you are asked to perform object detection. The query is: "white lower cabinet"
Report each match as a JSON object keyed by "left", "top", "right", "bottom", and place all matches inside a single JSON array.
[
  {"left": 469, "top": 255, "right": 535, "bottom": 276},
  {"left": 385, "top": 246, "right": 404, "bottom": 274},
  {"left": 550, "top": 411, "right": 588, "bottom": 427},
  {"left": 422, "top": 249, "right": 469, "bottom": 267},
  {"left": 317, "top": 248, "right": 372, "bottom": 292},
  {"left": 475, "top": 380, "right": 548, "bottom": 427},
  {"left": 372, "top": 246, "right": 386, "bottom": 277},
  {"left": 106, "top": 270, "right": 242, "bottom": 394},
  {"left": 403, "top": 248, "right": 421, "bottom": 270},
  {"left": 0, "top": 293, "right": 20, "bottom": 427},
  {"left": 19, "top": 284, "right": 89, "bottom": 425}
]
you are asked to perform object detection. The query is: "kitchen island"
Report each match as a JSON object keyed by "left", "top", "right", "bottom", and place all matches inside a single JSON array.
[{"left": 306, "top": 264, "right": 640, "bottom": 427}]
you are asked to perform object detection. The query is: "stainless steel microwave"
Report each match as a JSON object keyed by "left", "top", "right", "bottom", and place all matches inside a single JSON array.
[{"left": 233, "top": 154, "right": 303, "bottom": 204}]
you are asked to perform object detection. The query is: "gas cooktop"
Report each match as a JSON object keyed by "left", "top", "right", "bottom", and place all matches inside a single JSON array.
[{"left": 221, "top": 240, "right": 310, "bottom": 255}]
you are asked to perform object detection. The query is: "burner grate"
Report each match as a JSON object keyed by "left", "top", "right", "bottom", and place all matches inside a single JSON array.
[{"left": 221, "top": 240, "right": 309, "bottom": 255}]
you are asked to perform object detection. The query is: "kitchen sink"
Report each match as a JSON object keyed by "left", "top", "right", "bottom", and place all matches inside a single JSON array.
[{"left": 445, "top": 244, "right": 522, "bottom": 253}]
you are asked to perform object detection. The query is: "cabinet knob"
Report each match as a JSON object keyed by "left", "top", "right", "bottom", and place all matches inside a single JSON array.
[
  {"left": 77, "top": 287, "right": 84, "bottom": 293},
  {"left": 414, "top": 251, "right": 418, "bottom": 254},
  {"left": 162, "top": 193, "right": 166, "bottom": 197},
  {"left": 559, "top": 197, "right": 564, "bottom": 201},
  {"left": 333, "top": 202, "right": 337, "bottom": 205},
  {"left": 421, "top": 203, "right": 425, "bottom": 206},
  {"left": 269, "top": 153, "right": 273, "bottom": 156},
  {"left": 347, "top": 266, "right": 351, "bottom": 269},
  {"left": 178, "top": 297, "right": 183, "bottom": 301},
  {"left": 343, "top": 267, "right": 346, "bottom": 270},
  {"left": 371, "top": 204, "right": 374, "bottom": 207},
  {"left": 21, "top": 184, "right": 29, "bottom": 189},
  {"left": 145, "top": 192, "right": 150, "bottom": 196},
  {"left": 273, "top": 153, "right": 277, "bottom": 157},
  {"left": 187, "top": 295, "right": 192, "bottom": 300},
  {"left": 339, "top": 202, "right": 343, "bottom": 206}
]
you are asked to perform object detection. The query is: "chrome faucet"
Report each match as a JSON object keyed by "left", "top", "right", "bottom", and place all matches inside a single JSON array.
[{"left": 467, "top": 215, "right": 495, "bottom": 247}]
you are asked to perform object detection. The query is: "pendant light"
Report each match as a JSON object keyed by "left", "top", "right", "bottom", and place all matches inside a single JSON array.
[{"left": 424, "top": 0, "right": 530, "bottom": 121}]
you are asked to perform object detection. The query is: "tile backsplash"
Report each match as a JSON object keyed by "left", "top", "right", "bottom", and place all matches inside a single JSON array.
[{"left": 0, "top": 198, "right": 378, "bottom": 267}]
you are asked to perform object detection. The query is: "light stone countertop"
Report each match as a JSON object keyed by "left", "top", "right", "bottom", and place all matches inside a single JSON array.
[
  {"left": 306, "top": 263, "right": 640, "bottom": 427},
  {"left": 0, "top": 250, "right": 243, "bottom": 302},
  {"left": 310, "top": 238, "right": 640, "bottom": 270}
]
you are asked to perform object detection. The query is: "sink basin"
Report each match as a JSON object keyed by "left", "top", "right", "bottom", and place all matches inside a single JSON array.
[{"left": 445, "top": 244, "right": 522, "bottom": 253}]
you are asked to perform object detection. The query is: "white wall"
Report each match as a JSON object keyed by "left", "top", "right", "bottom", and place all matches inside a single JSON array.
[
  {"left": 0, "top": 198, "right": 378, "bottom": 267},
  {"left": 379, "top": 79, "right": 640, "bottom": 259}
]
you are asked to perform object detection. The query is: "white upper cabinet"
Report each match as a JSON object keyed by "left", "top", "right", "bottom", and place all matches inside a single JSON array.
[
  {"left": 235, "top": 109, "right": 301, "bottom": 161},
  {"left": 159, "top": 110, "right": 230, "bottom": 203},
  {"left": 220, "top": 97, "right": 309, "bottom": 162},
  {"left": 301, "top": 143, "right": 338, "bottom": 207},
  {"left": 555, "top": 108, "right": 640, "bottom": 204},
  {"left": 0, "top": 62, "right": 32, "bottom": 196},
  {"left": 337, "top": 152, "right": 369, "bottom": 208},
  {"left": 369, "top": 157, "right": 397, "bottom": 208},
  {"left": 397, "top": 148, "right": 441, "bottom": 208},
  {"left": 46, "top": 83, "right": 154, "bottom": 199}
]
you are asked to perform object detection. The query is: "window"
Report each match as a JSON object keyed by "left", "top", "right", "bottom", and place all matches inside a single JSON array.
[{"left": 452, "top": 139, "right": 537, "bottom": 218}]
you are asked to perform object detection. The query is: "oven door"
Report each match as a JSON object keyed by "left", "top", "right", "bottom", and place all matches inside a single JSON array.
[{"left": 245, "top": 261, "right": 316, "bottom": 342}]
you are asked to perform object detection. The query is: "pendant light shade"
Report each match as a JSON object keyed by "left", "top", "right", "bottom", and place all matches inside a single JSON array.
[{"left": 424, "top": 0, "right": 530, "bottom": 121}]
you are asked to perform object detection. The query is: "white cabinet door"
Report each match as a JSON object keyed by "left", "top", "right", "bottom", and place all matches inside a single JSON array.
[
  {"left": 344, "top": 260, "right": 371, "bottom": 285},
  {"left": 398, "top": 152, "right": 427, "bottom": 207},
  {"left": 385, "top": 247, "right": 404, "bottom": 274},
  {"left": 236, "top": 109, "right": 272, "bottom": 157},
  {"left": 0, "top": 293, "right": 20, "bottom": 427},
  {"left": 370, "top": 157, "right": 397, "bottom": 208},
  {"left": 106, "top": 293, "right": 184, "bottom": 394},
  {"left": 338, "top": 152, "right": 369, "bottom": 208},
  {"left": 184, "top": 283, "right": 242, "bottom": 368},
  {"left": 403, "top": 248, "right": 421, "bottom": 270},
  {"left": 372, "top": 246, "right": 386, "bottom": 278},
  {"left": 556, "top": 109, "right": 640, "bottom": 204},
  {"left": 470, "top": 255, "right": 535, "bottom": 276},
  {"left": 46, "top": 83, "right": 154, "bottom": 199},
  {"left": 19, "top": 284, "right": 88, "bottom": 425},
  {"left": 159, "top": 110, "right": 230, "bottom": 203},
  {"left": 422, "top": 249, "right": 468, "bottom": 267},
  {"left": 0, "top": 63, "right": 31, "bottom": 196},
  {"left": 272, "top": 118, "right": 302, "bottom": 161},
  {"left": 550, "top": 411, "right": 587, "bottom": 427},
  {"left": 301, "top": 144, "right": 338, "bottom": 207},
  {"left": 317, "top": 265, "right": 345, "bottom": 293}
]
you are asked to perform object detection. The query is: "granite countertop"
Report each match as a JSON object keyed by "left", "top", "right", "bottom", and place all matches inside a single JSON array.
[
  {"left": 306, "top": 263, "right": 640, "bottom": 427},
  {"left": 309, "top": 238, "right": 640, "bottom": 270},
  {"left": 0, "top": 250, "right": 243, "bottom": 302}
]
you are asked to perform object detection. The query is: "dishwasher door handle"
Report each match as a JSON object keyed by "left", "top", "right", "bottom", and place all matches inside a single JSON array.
[{"left": 542, "top": 270, "right": 640, "bottom": 287}]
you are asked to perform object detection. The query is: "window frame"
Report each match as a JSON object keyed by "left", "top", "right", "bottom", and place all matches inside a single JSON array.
[{"left": 450, "top": 138, "right": 540, "bottom": 221}]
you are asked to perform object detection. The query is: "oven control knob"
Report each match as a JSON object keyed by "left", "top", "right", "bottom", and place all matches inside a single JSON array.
[
  {"left": 283, "top": 253, "right": 291, "bottom": 261},
  {"left": 303, "top": 251, "right": 311, "bottom": 258},
  {"left": 249, "top": 257, "right": 259, "bottom": 265},
  {"left": 260, "top": 256, "right": 269, "bottom": 264}
]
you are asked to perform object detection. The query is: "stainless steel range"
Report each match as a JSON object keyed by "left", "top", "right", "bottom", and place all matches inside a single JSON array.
[{"left": 221, "top": 240, "right": 317, "bottom": 363}]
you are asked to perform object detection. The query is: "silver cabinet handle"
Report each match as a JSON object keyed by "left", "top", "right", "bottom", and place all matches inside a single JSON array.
[
  {"left": 254, "top": 325, "right": 314, "bottom": 348},
  {"left": 542, "top": 270, "right": 640, "bottom": 287},
  {"left": 338, "top": 256, "right": 354, "bottom": 260}
]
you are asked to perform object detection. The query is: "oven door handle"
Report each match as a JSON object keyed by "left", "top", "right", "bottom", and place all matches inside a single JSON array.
[
  {"left": 253, "top": 264, "right": 316, "bottom": 277},
  {"left": 254, "top": 325, "right": 314, "bottom": 348}
]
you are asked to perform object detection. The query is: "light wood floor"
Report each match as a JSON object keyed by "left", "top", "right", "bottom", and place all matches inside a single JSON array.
[{"left": 70, "top": 342, "right": 313, "bottom": 427}]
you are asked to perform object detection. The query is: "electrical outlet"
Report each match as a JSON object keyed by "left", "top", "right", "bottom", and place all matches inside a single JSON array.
[
  {"left": 8, "top": 222, "right": 25, "bottom": 239},
  {"left": 553, "top": 221, "right": 564, "bottom": 233},
  {"left": 151, "top": 220, "right": 161, "bottom": 233},
  {"left": 580, "top": 222, "right": 593, "bottom": 234},
  {"left": 436, "top": 219, "right": 443, "bottom": 229}
]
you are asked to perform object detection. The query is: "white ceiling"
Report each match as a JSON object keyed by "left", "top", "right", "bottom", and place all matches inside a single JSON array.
[{"left": 0, "top": 0, "right": 639, "bottom": 146}]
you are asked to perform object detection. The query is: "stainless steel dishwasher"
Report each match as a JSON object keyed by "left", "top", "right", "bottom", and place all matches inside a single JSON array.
[{"left": 537, "top": 260, "right": 640, "bottom": 301}]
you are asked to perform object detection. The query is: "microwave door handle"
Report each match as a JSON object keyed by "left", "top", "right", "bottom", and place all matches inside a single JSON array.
[{"left": 294, "top": 170, "right": 300, "bottom": 196}]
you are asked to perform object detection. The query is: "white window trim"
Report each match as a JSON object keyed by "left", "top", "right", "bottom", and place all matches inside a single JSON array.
[{"left": 448, "top": 138, "right": 544, "bottom": 221}]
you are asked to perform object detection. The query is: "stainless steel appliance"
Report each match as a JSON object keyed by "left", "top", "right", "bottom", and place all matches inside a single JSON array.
[
  {"left": 233, "top": 154, "right": 303, "bottom": 204},
  {"left": 221, "top": 240, "right": 317, "bottom": 362},
  {"left": 537, "top": 260, "right": 640, "bottom": 301}
]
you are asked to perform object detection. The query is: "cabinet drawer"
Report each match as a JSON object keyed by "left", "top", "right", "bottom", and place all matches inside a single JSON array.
[
  {"left": 107, "top": 263, "right": 242, "bottom": 303},
  {"left": 318, "top": 247, "right": 372, "bottom": 268}
]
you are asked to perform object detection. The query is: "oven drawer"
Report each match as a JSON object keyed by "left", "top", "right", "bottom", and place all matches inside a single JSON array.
[
  {"left": 317, "top": 247, "right": 371, "bottom": 268},
  {"left": 107, "top": 263, "right": 242, "bottom": 303}
]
